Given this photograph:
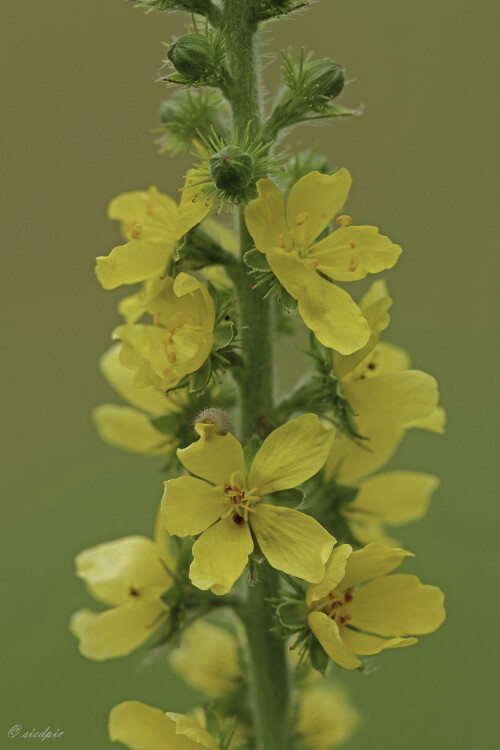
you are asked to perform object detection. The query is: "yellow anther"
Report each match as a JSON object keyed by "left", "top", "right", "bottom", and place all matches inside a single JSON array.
[
  {"left": 154, "top": 311, "right": 163, "bottom": 327},
  {"left": 277, "top": 232, "right": 286, "bottom": 249},
  {"left": 336, "top": 214, "right": 353, "bottom": 227},
  {"left": 168, "top": 352, "right": 177, "bottom": 365},
  {"left": 127, "top": 221, "right": 142, "bottom": 240},
  {"left": 164, "top": 331, "right": 173, "bottom": 343},
  {"left": 349, "top": 240, "right": 356, "bottom": 249},
  {"left": 162, "top": 366, "right": 172, "bottom": 377},
  {"left": 294, "top": 211, "right": 309, "bottom": 226},
  {"left": 302, "top": 258, "right": 319, "bottom": 270},
  {"left": 349, "top": 257, "right": 358, "bottom": 272}
]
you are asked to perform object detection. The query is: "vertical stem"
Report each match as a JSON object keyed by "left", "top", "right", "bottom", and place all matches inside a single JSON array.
[{"left": 222, "top": 3, "right": 291, "bottom": 749}]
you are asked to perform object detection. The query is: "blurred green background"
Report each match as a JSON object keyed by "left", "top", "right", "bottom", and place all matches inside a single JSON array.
[{"left": 1, "top": 0, "right": 498, "bottom": 747}]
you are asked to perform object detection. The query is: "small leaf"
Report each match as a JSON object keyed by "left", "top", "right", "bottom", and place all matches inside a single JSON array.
[
  {"left": 276, "top": 600, "right": 309, "bottom": 630},
  {"left": 244, "top": 435, "right": 262, "bottom": 475},
  {"left": 150, "top": 414, "right": 178, "bottom": 435},
  {"left": 267, "top": 488, "right": 304, "bottom": 509},
  {"left": 309, "top": 634, "right": 329, "bottom": 676},
  {"left": 189, "top": 359, "right": 211, "bottom": 393},
  {"left": 213, "top": 321, "right": 235, "bottom": 350},
  {"left": 244, "top": 248, "right": 271, "bottom": 271},
  {"left": 277, "top": 286, "right": 297, "bottom": 312}
]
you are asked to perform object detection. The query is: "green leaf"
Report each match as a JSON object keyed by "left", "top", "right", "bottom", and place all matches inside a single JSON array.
[
  {"left": 277, "top": 285, "right": 297, "bottom": 313},
  {"left": 309, "top": 634, "right": 329, "bottom": 676},
  {"left": 213, "top": 321, "right": 235, "bottom": 350},
  {"left": 244, "top": 248, "right": 271, "bottom": 271},
  {"left": 150, "top": 414, "right": 178, "bottom": 435},
  {"left": 244, "top": 435, "right": 262, "bottom": 475},
  {"left": 276, "top": 600, "right": 308, "bottom": 630},
  {"left": 267, "top": 488, "right": 304, "bottom": 509},
  {"left": 189, "top": 359, "right": 211, "bottom": 393}
]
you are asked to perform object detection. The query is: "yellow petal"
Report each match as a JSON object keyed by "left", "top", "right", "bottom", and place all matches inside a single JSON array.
[
  {"left": 266, "top": 247, "right": 370, "bottom": 354},
  {"left": 342, "top": 542, "right": 413, "bottom": 588},
  {"left": 95, "top": 240, "right": 169, "bottom": 290},
  {"left": 162, "top": 476, "right": 223, "bottom": 537},
  {"left": 165, "top": 714, "right": 219, "bottom": 750},
  {"left": 99, "top": 345, "right": 172, "bottom": 415},
  {"left": 349, "top": 471, "right": 439, "bottom": 525},
  {"left": 297, "top": 684, "right": 360, "bottom": 749},
  {"left": 75, "top": 536, "right": 170, "bottom": 606},
  {"left": 176, "top": 170, "right": 214, "bottom": 240},
  {"left": 344, "top": 370, "right": 439, "bottom": 424},
  {"left": 119, "top": 293, "right": 146, "bottom": 324},
  {"left": 323, "top": 416, "right": 405, "bottom": 484},
  {"left": 341, "top": 627, "right": 418, "bottom": 654},
  {"left": 173, "top": 329, "right": 213, "bottom": 378},
  {"left": 346, "top": 519, "right": 401, "bottom": 548},
  {"left": 109, "top": 701, "right": 207, "bottom": 750},
  {"left": 169, "top": 621, "right": 240, "bottom": 697},
  {"left": 190, "top": 517, "right": 254, "bottom": 595},
  {"left": 114, "top": 324, "right": 166, "bottom": 372},
  {"left": 306, "top": 544, "right": 352, "bottom": 607},
  {"left": 286, "top": 169, "right": 352, "bottom": 249},
  {"left": 408, "top": 405, "right": 447, "bottom": 434},
  {"left": 244, "top": 179, "right": 289, "bottom": 253},
  {"left": 92, "top": 405, "right": 169, "bottom": 456},
  {"left": 252, "top": 505, "right": 335, "bottom": 582},
  {"left": 313, "top": 225, "right": 401, "bottom": 282},
  {"left": 335, "top": 287, "right": 392, "bottom": 381},
  {"left": 70, "top": 601, "right": 166, "bottom": 660},
  {"left": 177, "top": 423, "right": 245, "bottom": 485},
  {"left": 248, "top": 414, "right": 334, "bottom": 495},
  {"left": 353, "top": 574, "right": 446, "bottom": 636},
  {"left": 308, "top": 612, "right": 361, "bottom": 670}
]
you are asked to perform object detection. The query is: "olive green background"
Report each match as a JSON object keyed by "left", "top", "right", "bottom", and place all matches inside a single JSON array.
[{"left": 1, "top": 0, "right": 498, "bottom": 747}]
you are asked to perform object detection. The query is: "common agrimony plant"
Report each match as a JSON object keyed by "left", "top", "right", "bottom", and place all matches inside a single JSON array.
[{"left": 71, "top": 2, "right": 446, "bottom": 748}]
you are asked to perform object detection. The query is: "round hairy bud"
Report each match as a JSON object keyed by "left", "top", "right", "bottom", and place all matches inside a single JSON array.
[
  {"left": 167, "top": 34, "right": 213, "bottom": 79},
  {"left": 209, "top": 146, "right": 254, "bottom": 193},
  {"left": 195, "top": 408, "right": 231, "bottom": 436},
  {"left": 307, "top": 58, "right": 345, "bottom": 101}
]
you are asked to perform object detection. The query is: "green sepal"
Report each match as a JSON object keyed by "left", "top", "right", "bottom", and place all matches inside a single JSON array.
[
  {"left": 244, "top": 435, "right": 263, "bottom": 475},
  {"left": 267, "top": 487, "right": 304, "bottom": 509},
  {"left": 189, "top": 359, "right": 212, "bottom": 393},
  {"left": 213, "top": 320, "right": 235, "bottom": 350},
  {"left": 150, "top": 414, "right": 179, "bottom": 435},
  {"left": 276, "top": 286, "right": 297, "bottom": 313},
  {"left": 309, "top": 633, "right": 329, "bottom": 676},
  {"left": 244, "top": 248, "right": 271, "bottom": 271},
  {"left": 204, "top": 709, "right": 222, "bottom": 743},
  {"left": 276, "top": 599, "right": 309, "bottom": 630}
]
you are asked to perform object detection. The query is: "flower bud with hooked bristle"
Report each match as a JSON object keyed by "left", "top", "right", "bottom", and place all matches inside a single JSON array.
[
  {"left": 195, "top": 408, "right": 231, "bottom": 436},
  {"left": 209, "top": 146, "right": 254, "bottom": 193},
  {"left": 167, "top": 34, "right": 213, "bottom": 79}
]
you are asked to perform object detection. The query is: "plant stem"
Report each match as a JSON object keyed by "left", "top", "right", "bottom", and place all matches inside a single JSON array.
[{"left": 222, "top": 3, "right": 291, "bottom": 749}]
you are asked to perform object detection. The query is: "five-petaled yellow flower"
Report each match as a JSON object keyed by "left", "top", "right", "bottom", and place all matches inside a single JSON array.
[
  {"left": 244, "top": 169, "right": 402, "bottom": 354},
  {"left": 109, "top": 701, "right": 220, "bottom": 750},
  {"left": 113, "top": 272, "right": 215, "bottom": 392},
  {"left": 307, "top": 542, "right": 445, "bottom": 670},
  {"left": 162, "top": 414, "right": 336, "bottom": 595},
  {"left": 70, "top": 516, "right": 171, "bottom": 660},
  {"left": 326, "top": 281, "right": 445, "bottom": 483},
  {"left": 95, "top": 171, "right": 213, "bottom": 290}
]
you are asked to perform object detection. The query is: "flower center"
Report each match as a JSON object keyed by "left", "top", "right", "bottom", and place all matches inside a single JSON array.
[
  {"left": 220, "top": 472, "right": 259, "bottom": 525},
  {"left": 315, "top": 587, "right": 354, "bottom": 626}
]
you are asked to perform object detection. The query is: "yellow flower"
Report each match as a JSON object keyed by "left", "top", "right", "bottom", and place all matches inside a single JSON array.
[
  {"left": 169, "top": 620, "right": 241, "bottom": 698},
  {"left": 339, "top": 470, "right": 440, "bottom": 547},
  {"left": 325, "top": 281, "right": 445, "bottom": 484},
  {"left": 244, "top": 170, "right": 401, "bottom": 354},
  {"left": 113, "top": 273, "right": 215, "bottom": 392},
  {"left": 162, "top": 414, "right": 336, "bottom": 595},
  {"left": 70, "top": 516, "right": 172, "bottom": 660},
  {"left": 109, "top": 701, "right": 219, "bottom": 750},
  {"left": 95, "top": 172, "right": 213, "bottom": 290},
  {"left": 306, "top": 542, "right": 445, "bottom": 670},
  {"left": 296, "top": 683, "right": 360, "bottom": 748},
  {"left": 93, "top": 344, "right": 183, "bottom": 456}
]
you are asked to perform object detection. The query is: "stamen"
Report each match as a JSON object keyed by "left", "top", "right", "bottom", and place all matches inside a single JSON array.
[
  {"left": 336, "top": 215, "right": 353, "bottom": 227},
  {"left": 302, "top": 258, "right": 319, "bottom": 270},
  {"left": 277, "top": 232, "right": 286, "bottom": 249},
  {"left": 349, "top": 257, "right": 358, "bottom": 272},
  {"left": 294, "top": 211, "right": 309, "bottom": 226}
]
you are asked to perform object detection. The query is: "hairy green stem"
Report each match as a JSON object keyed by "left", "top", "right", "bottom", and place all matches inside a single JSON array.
[{"left": 222, "top": 2, "right": 291, "bottom": 749}]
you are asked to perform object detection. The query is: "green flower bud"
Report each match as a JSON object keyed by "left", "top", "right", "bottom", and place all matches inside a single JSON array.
[
  {"left": 307, "top": 58, "right": 345, "bottom": 102},
  {"left": 167, "top": 33, "right": 213, "bottom": 79},
  {"left": 209, "top": 146, "right": 254, "bottom": 193}
]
